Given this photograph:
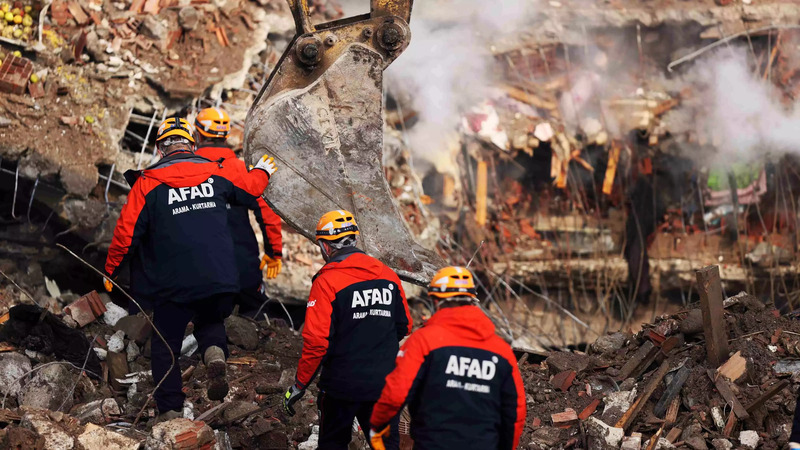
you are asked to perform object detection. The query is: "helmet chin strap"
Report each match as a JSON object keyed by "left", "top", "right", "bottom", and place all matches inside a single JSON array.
[{"left": 319, "top": 241, "right": 332, "bottom": 262}]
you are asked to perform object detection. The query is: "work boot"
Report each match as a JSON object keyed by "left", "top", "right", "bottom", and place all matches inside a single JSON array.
[
  {"left": 156, "top": 409, "right": 182, "bottom": 423},
  {"left": 204, "top": 346, "right": 228, "bottom": 401}
]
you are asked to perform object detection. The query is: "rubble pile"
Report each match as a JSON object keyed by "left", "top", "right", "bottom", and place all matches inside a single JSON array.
[
  {"left": 0, "top": 277, "right": 327, "bottom": 448},
  {"left": 523, "top": 289, "right": 800, "bottom": 449},
  {"left": 0, "top": 0, "right": 340, "bottom": 209}
]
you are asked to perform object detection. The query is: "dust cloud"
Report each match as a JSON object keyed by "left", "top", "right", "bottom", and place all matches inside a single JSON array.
[
  {"left": 378, "top": 1, "right": 535, "bottom": 167},
  {"left": 690, "top": 49, "right": 800, "bottom": 168}
]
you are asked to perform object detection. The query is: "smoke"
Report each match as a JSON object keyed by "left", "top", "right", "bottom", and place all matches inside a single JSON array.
[
  {"left": 689, "top": 48, "right": 800, "bottom": 167},
  {"left": 382, "top": 1, "right": 535, "bottom": 168}
]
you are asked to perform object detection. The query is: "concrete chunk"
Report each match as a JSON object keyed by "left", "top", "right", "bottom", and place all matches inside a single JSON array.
[
  {"left": 78, "top": 423, "right": 140, "bottom": 450},
  {"left": 738, "top": 430, "right": 759, "bottom": 449},
  {"left": 145, "top": 418, "right": 215, "bottom": 449},
  {"left": 21, "top": 408, "right": 74, "bottom": 449},
  {"left": 0, "top": 353, "right": 32, "bottom": 399},
  {"left": 591, "top": 332, "right": 626, "bottom": 354},
  {"left": 19, "top": 364, "right": 75, "bottom": 411},
  {"left": 225, "top": 315, "right": 259, "bottom": 350},
  {"left": 114, "top": 315, "right": 152, "bottom": 344},
  {"left": 102, "top": 302, "right": 128, "bottom": 326},
  {"left": 74, "top": 398, "right": 121, "bottom": 424},
  {"left": 585, "top": 416, "right": 624, "bottom": 449},
  {"left": 711, "top": 438, "right": 733, "bottom": 450}
]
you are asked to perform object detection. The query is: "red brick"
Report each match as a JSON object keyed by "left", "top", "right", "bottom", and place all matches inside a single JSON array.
[
  {"left": 551, "top": 408, "right": 578, "bottom": 428},
  {"left": 0, "top": 56, "right": 33, "bottom": 95},
  {"left": 28, "top": 80, "right": 45, "bottom": 99},
  {"left": 645, "top": 329, "right": 666, "bottom": 345},
  {"left": 578, "top": 398, "right": 601, "bottom": 420},
  {"left": 550, "top": 370, "right": 576, "bottom": 392}
]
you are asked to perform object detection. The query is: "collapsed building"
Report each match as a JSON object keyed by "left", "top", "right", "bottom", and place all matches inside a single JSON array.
[
  {"left": 0, "top": 0, "right": 800, "bottom": 448},
  {"left": 404, "top": 0, "right": 800, "bottom": 351}
]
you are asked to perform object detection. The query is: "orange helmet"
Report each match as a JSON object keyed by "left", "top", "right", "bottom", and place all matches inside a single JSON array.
[
  {"left": 428, "top": 266, "right": 478, "bottom": 300},
  {"left": 156, "top": 117, "right": 195, "bottom": 143},
  {"left": 315, "top": 210, "right": 359, "bottom": 241},
  {"left": 195, "top": 107, "right": 231, "bottom": 139}
]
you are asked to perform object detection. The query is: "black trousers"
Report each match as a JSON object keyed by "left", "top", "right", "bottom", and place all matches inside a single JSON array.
[
  {"left": 234, "top": 285, "right": 269, "bottom": 319},
  {"left": 791, "top": 395, "right": 800, "bottom": 443},
  {"left": 151, "top": 293, "right": 234, "bottom": 412},
  {"left": 318, "top": 392, "right": 400, "bottom": 450}
]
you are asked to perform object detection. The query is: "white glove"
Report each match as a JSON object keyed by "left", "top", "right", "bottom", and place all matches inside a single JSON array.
[{"left": 253, "top": 155, "right": 277, "bottom": 177}]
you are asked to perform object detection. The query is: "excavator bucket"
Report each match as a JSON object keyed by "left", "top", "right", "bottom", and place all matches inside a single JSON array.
[{"left": 244, "top": 0, "right": 443, "bottom": 286}]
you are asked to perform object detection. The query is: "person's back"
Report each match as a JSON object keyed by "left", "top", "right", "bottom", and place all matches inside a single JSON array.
[
  {"left": 400, "top": 305, "right": 523, "bottom": 449},
  {"left": 194, "top": 144, "right": 283, "bottom": 294},
  {"left": 370, "top": 267, "right": 526, "bottom": 450},
  {"left": 105, "top": 116, "right": 277, "bottom": 421},
  {"left": 307, "top": 248, "right": 411, "bottom": 400},
  {"left": 283, "top": 210, "right": 410, "bottom": 449},
  {"left": 108, "top": 151, "right": 268, "bottom": 303}
]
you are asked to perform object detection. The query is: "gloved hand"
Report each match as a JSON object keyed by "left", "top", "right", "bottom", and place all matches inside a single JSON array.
[
  {"left": 103, "top": 277, "right": 113, "bottom": 292},
  {"left": 369, "top": 426, "right": 390, "bottom": 450},
  {"left": 283, "top": 384, "right": 305, "bottom": 416},
  {"left": 252, "top": 155, "right": 277, "bottom": 177},
  {"left": 261, "top": 255, "right": 282, "bottom": 279}
]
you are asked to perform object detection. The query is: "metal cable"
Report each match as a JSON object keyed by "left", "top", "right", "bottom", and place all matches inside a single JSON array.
[{"left": 55, "top": 244, "right": 175, "bottom": 426}]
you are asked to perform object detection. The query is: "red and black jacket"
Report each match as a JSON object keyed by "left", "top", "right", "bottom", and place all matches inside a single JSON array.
[
  {"left": 371, "top": 305, "right": 526, "bottom": 450},
  {"left": 196, "top": 144, "right": 283, "bottom": 291},
  {"left": 295, "top": 247, "right": 412, "bottom": 401},
  {"left": 105, "top": 152, "right": 270, "bottom": 303}
]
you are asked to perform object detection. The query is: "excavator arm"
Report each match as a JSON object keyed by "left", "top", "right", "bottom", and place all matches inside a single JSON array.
[{"left": 244, "top": 0, "right": 443, "bottom": 286}]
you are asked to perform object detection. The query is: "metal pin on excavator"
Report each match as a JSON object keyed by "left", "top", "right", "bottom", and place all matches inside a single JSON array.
[{"left": 244, "top": 0, "right": 443, "bottom": 285}]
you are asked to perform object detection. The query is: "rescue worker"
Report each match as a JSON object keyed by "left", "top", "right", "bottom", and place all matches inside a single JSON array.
[
  {"left": 282, "top": 210, "right": 411, "bottom": 449},
  {"left": 104, "top": 117, "right": 277, "bottom": 421},
  {"left": 369, "top": 266, "right": 526, "bottom": 450},
  {"left": 193, "top": 107, "right": 283, "bottom": 318}
]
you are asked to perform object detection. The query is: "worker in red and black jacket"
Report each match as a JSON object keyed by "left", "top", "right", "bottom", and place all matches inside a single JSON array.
[
  {"left": 194, "top": 107, "right": 283, "bottom": 318},
  {"left": 104, "top": 117, "right": 277, "bottom": 422},
  {"left": 370, "top": 266, "right": 526, "bottom": 450},
  {"left": 282, "top": 210, "right": 412, "bottom": 449}
]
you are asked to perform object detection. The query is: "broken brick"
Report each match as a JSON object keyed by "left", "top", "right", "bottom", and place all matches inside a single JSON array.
[
  {"left": 50, "top": 0, "right": 71, "bottom": 26},
  {"left": 578, "top": 398, "right": 601, "bottom": 420},
  {"left": 771, "top": 328, "right": 782, "bottom": 345},
  {"left": 0, "top": 56, "right": 33, "bottom": 96},
  {"left": 64, "top": 291, "right": 106, "bottom": 327},
  {"left": 551, "top": 408, "right": 578, "bottom": 428},
  {"left": 149, "top": 418, "right": 215, "bottom": 449},
  {"left": 645, "top": 329, "right": 666, "bottom": 345},
  {"left": 67, "top": 2, "right": 90, "bottom": 26},
  {"left": 550, "top": 370, "right": 576, "bottom": 392},
  {"left": 28, "top": 81, "right": 45, "bottom": 99}
]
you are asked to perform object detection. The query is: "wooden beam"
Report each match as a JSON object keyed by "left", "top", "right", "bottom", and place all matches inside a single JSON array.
[
  {"left": 617, "top": 340, "right": 658, "bottom": 381},
  {"left": 664, "top": 397, "right": 680, "bottom": 428},
  {"left": 717, "top": 351, "right": 746, "bottom": 382},
  {"left": 475, "top": 160, "right": 487, "bottom": 226},
  {"left": 616, "top": 360, "right": 671, "bottom": 431},
  {"left": 603, "top": 143, "right": 621, "bottom": 195},
  {"left": 745, "top": 380, "right": 789, "bottom": 413},
  {"left": 707, "top": 369, "right": 749, "bottom": 420},
  {"left": 696, "top": 265, "right": 730, "bottom": 367},
  {"left": 644, "top": 427, "right": 664, "bottom": 450},
  {"left": 654, "top": 365, "right": 690, "bottom": 418}
]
